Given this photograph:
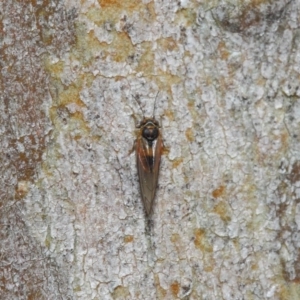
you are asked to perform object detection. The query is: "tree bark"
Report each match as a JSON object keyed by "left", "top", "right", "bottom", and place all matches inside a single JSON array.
[{"left": 1, "top": 0, "right": 300, "bottom": 299}]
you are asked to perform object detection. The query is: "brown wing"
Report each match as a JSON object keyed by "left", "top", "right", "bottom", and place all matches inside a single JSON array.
[{"left": 136, "top": 135, "right": 162, "bottom": 216}]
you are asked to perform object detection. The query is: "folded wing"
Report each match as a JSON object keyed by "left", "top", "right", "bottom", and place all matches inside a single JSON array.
[{"left": 136, "top": 135, "right": 162, "bottom": 215}]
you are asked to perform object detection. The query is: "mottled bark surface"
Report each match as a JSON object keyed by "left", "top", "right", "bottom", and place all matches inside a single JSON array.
[
  {"left": 1, "top": 0, "right": 300, "bottom": 299},
  {"left": 1, "top": 0, "right": 76, "bottom": 298}
]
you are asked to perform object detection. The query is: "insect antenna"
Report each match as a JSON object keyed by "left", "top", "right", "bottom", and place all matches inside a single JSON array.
[
  {"left": 152, "top": 91, "right": 159, "bottom": 118},
  {"left": 132, "top": 94, "right": 145, "bottom": 119}
]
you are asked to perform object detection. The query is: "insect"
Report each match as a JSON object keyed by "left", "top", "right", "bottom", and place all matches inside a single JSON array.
[{"left": 134, "top": 93, "right": 163, "bottom": 216}]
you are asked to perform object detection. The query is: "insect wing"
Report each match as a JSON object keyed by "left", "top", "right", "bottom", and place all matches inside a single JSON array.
[{"left": 136, "top": 135, "right": 162, "bottom": 215}]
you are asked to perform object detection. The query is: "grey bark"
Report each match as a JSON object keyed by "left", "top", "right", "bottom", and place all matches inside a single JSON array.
[{"left": 1, "top": 0, "right": 300, "bottom": 299}]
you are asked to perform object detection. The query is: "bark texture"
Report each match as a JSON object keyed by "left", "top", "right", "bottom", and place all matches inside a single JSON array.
[{"left": 1, "top": 0, "right": 300, "bottom": 299}]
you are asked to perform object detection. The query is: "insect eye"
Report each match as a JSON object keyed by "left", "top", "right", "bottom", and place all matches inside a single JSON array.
[{"left": 142, "top": 127, "right": 159, "bottom": 140}]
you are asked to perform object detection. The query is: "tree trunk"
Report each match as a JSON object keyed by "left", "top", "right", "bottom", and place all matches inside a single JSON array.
[{"left": 1, "top": 0, "right": 300, "bottom": 299}]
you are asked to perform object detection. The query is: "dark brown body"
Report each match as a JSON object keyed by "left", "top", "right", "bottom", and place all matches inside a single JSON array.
[{"left": 136, "top": 117, "right": 163, "bottom": 216}]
